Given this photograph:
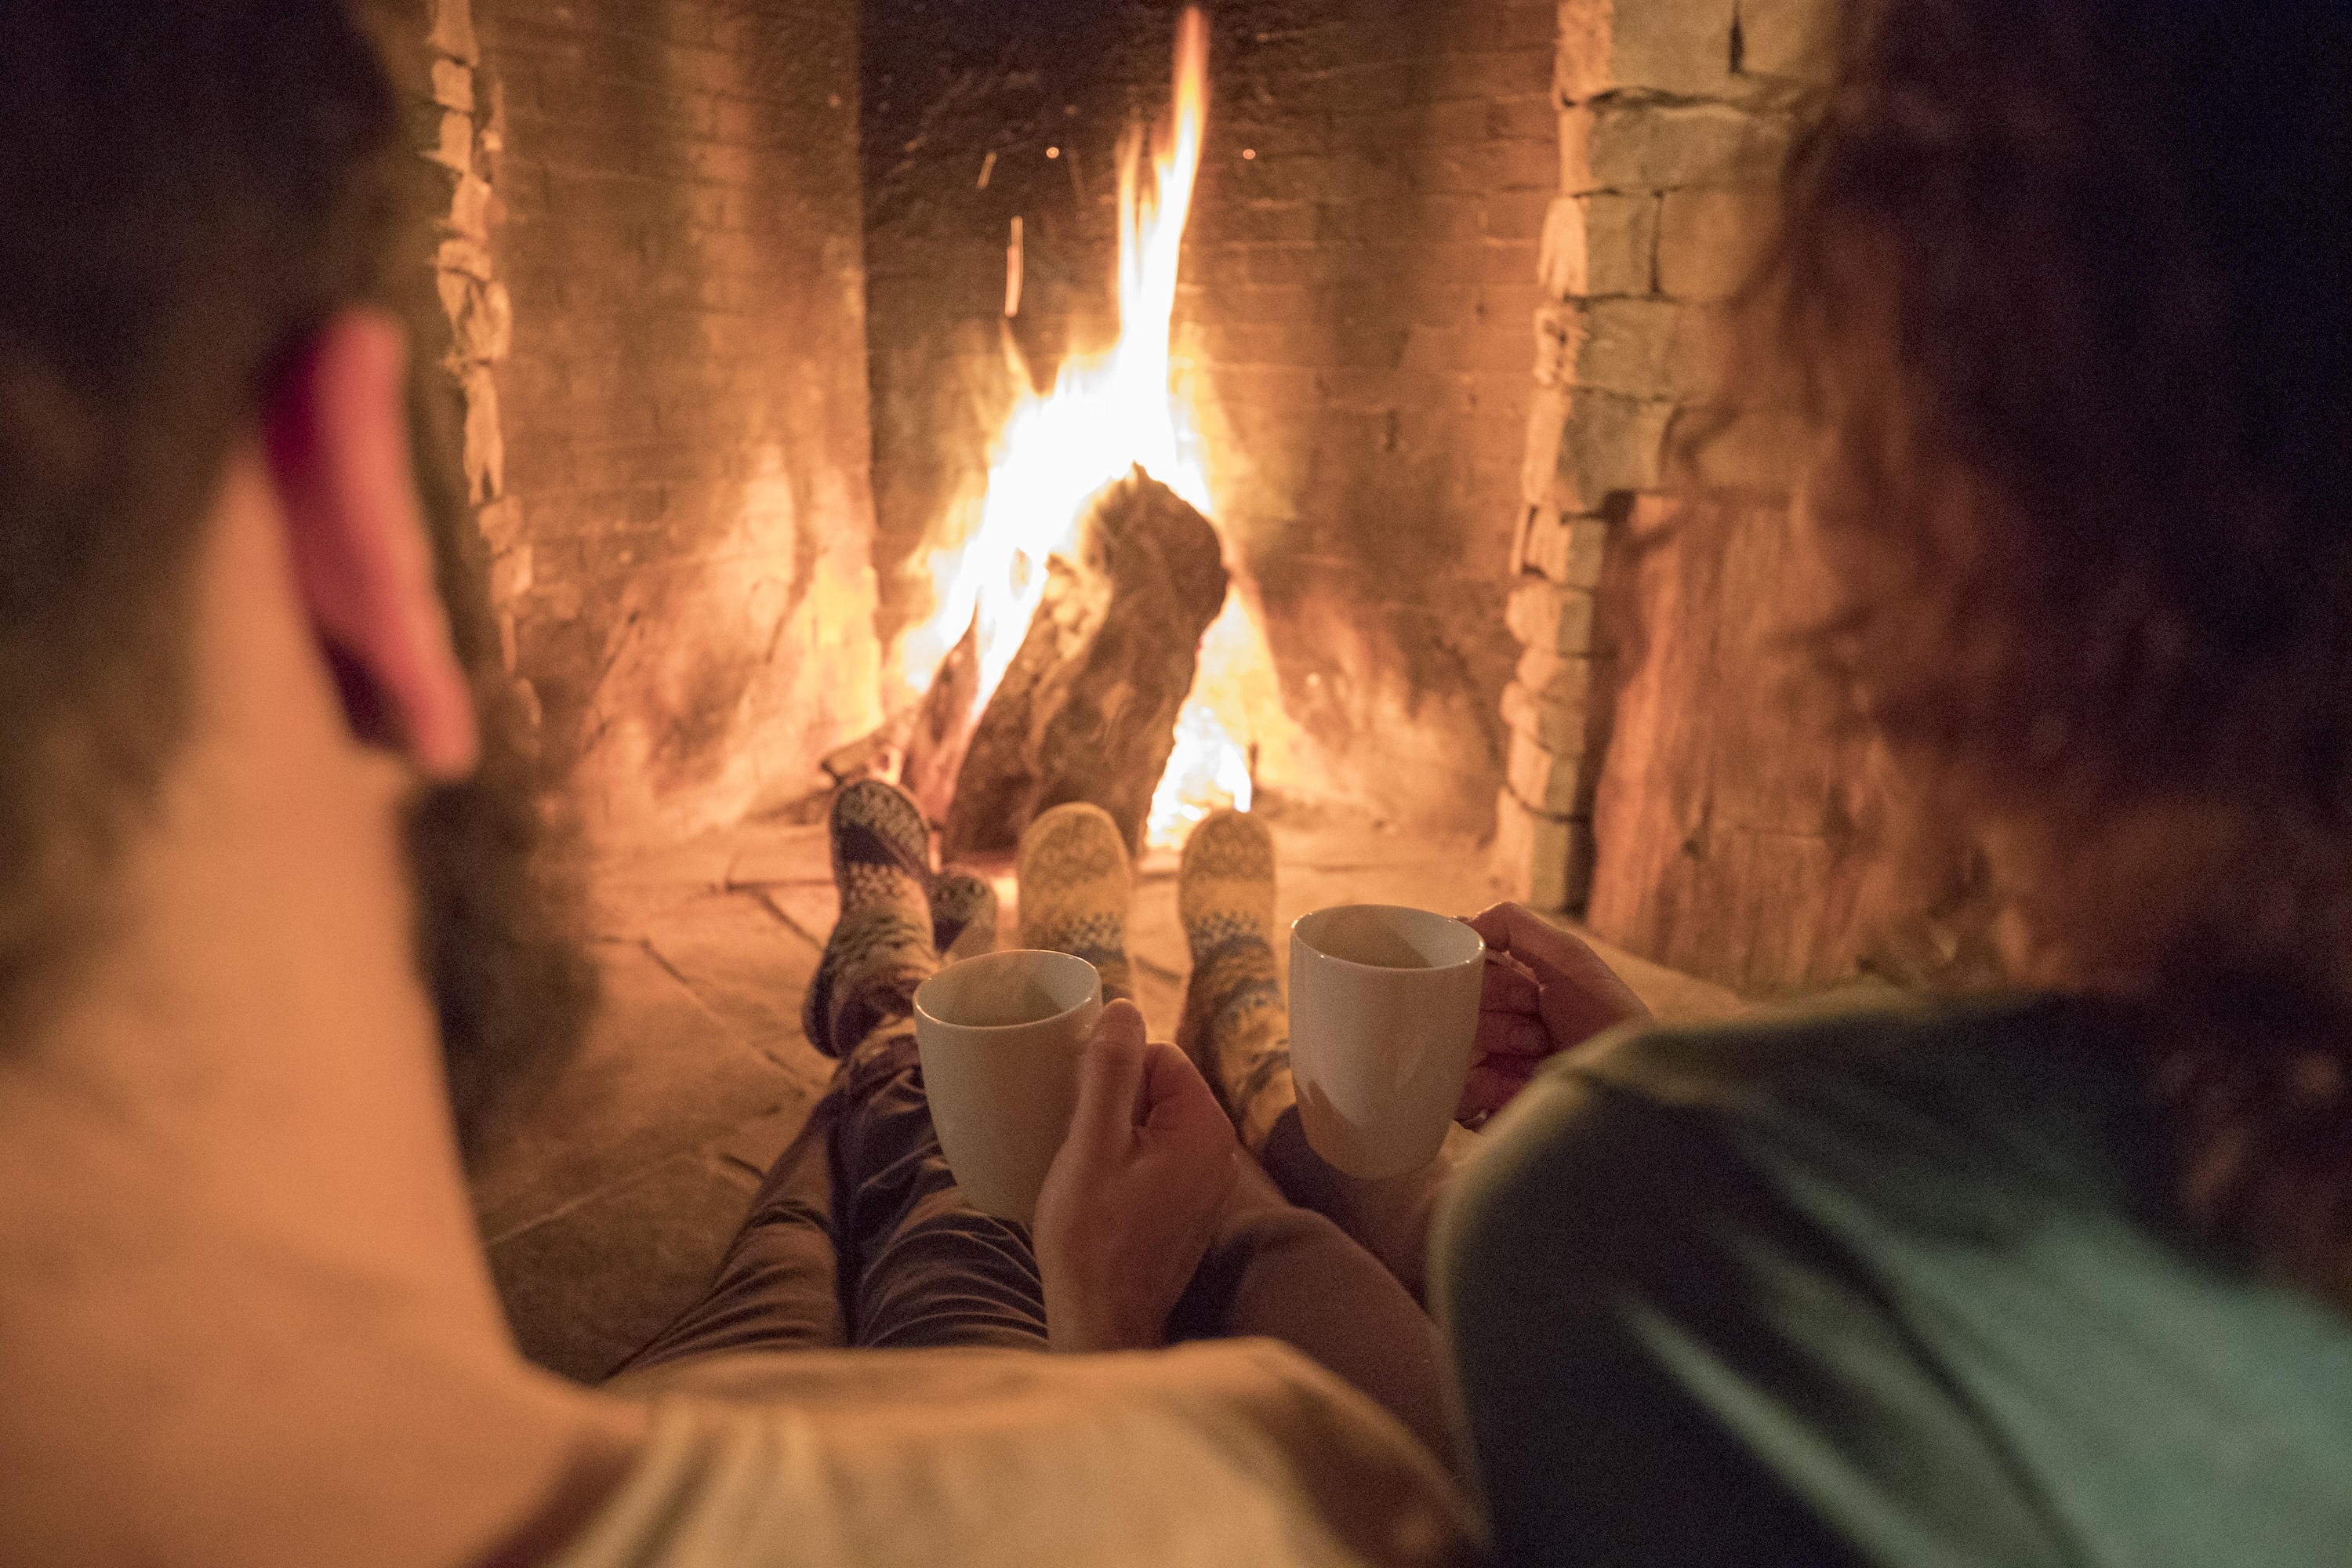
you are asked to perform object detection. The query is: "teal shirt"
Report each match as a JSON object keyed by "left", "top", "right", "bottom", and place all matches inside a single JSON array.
[{"left": 1433, "top": 994, "right": 2352, "bottom": 1566}]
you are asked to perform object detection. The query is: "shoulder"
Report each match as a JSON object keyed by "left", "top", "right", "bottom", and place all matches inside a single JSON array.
[
  {"left": 1428, "top": 996, "right": 2103, "bottom": 1567},
  {"left": 1446, "top": 989, "right": 2111, "bottom": 1250},
  {"left": 1433, "top": 994, "right": 2352, "bottom": 1567},
  {"left": 574, "top": 1341, "right": 1480, "bottom": 1568}
]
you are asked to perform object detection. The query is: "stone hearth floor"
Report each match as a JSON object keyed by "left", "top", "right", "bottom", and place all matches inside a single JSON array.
[{"left": 476, "top": 798, "right": 1744, "bottom": 1383}]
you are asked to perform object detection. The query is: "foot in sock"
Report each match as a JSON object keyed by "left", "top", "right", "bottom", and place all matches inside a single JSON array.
[
  {"left": 930, "top": 871, "right": 1000, "bottom": 962},
  {"left": 1015, "top": 803, "right": 1134, "bottom": 1004},
  {"left": 805, "top": 780, "right": 939, "bottom": 1058},
  {"left": 1175, "top": 808, "right": 1297, "bottom": 1152}
]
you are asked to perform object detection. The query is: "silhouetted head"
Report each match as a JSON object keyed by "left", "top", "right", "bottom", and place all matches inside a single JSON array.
[
  {"left": 0, "top": 0, "right": 593, "bottom": 1161},
  {"left": 1767, "top": 0, "right": 2352, "bottom": 1294}
]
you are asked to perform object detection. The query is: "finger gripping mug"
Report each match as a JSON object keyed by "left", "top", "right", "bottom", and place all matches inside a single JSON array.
[
  {"left": 913, "top": 949, "right": 1105, "bottom": 1223},
  {"left": 1288, "top": 905, "right": 1486, "bottom": 1179}
]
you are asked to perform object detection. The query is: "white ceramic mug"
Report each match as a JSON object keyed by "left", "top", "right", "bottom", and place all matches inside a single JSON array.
[
  {"left": 913, "top": 949, "right": 1105, "bottom": 1223},
  {"left": 1287, "top": 904, "right": 1486, "bottom": 1178}
]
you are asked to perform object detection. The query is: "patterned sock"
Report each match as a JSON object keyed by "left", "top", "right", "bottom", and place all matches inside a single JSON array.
[
  {"left": 1015, "top": 803, "right": 1134, "bottom": 1004},
  {"left": 931, "top": 870, "right": 1000, "bottom": 963},
  {"left": 804, "top": 780, "right": 938, "bottom": 1058},
  {"left": 1175, "top": 808, "right": 1296, "bottom": 1152}
]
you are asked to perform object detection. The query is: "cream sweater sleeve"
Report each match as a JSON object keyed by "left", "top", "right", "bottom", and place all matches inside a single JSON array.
[{"left": 566, "top": 1338, "right": 1480, "bottom": 1568}]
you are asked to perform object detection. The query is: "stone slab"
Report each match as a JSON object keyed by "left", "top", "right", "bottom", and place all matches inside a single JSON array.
[
  {"left": 641, "top": 889, "right": 828, "bottom": 1086},
  {"left": 586, "top": 832, "right": 735, "bottom": 938},
  {"left": 470, "top": 939, "right": 805, "bottom": 1243},
  {"left": 756, "top": 882, "right": 842, "bottom": 954},
  {"left": 1738, "top": 0, "right": 1835, "bottom": 82},
  {"left": 721, "top": 822, "right": 833, "bottom": 889},
  {"left": 488, "top": 1152, "right": 757, "bottom": 1384}
]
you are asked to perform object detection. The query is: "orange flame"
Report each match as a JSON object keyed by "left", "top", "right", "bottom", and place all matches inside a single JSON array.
[{"left": 899, "top": 7, "right": 1294, "bottom": 849}]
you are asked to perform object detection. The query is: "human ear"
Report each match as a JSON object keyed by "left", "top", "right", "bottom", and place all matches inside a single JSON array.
[{"left": 263, "top": 309, "right": 477, "bottom": 779}]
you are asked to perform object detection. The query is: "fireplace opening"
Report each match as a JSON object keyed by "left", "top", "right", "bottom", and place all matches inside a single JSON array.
[
  {"left": 855, "top": 0, "right": 1552, "bottom": 870},
  {"left": 873, "top": 9, "right": 1265, "bottom": 860},
  {"left": 426, "top": 0, "right": 1869, "bottom": 1377},
  {"left": 443, "top": 0, "right": 1856, "bottom": 980}
]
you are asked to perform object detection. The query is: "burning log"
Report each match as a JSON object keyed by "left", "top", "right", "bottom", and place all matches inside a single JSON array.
[
  {"left": 942, "top": 466, "right": 1229, "bottom": 858},
  {"left": 898, "top": 615, "right": 982, "bottom": 824}
]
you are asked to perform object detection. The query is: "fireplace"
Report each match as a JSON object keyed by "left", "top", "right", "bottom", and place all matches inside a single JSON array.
[
  {"left": 411, "top": 0, "right": 887, "bottom": 847},
  {"left": 398, "top": 0, "right": 1866, "bottom": 999},
  {"left": 861, "top": 0, "right": 1560, "bottom": 848},
  {"left": 1496, "top": 0, "right": 1865, "bottom": 993}
]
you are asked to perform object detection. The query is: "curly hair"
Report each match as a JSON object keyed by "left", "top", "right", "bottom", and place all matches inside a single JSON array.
[{"left": 1766, "top": 0, "right": 2352, "bottom": 1300}]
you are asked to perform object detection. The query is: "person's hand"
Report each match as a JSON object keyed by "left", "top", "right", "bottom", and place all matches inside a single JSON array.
[
  {"left": 1460, "top": 903, "right": 1651, "bottom": 1122},
  {"left": 1033, "top": 1000, "right": 1240, "bottom": 1353}
]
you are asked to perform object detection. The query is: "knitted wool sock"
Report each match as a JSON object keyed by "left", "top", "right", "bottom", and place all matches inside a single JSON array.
[
  {"left": 804, "top": 780, "right": 938, "bottom": 1058},
  {"left": 1175, "top": 808, "right": 1296, "bottom": 1152},
  {"left": 931, "top": 870, "right": 1000, "bottom": 963},
  {"left": 1015, "top": 803, "right": 1134, "bottom": 1003}
]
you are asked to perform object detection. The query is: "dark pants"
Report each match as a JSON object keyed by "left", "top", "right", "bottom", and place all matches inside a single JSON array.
[{"left": 618, "top": 1029, "right": 1452, "bottom": 1459}]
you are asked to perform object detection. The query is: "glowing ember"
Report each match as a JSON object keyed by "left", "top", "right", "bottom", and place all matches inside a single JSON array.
[{"left": 895, "top": 6, "right": 1287, "bottom": 850}]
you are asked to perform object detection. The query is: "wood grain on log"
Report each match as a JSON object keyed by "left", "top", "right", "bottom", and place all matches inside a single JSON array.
[{"left": 942, "top": 466, "right": 1229, "bottom": 858}]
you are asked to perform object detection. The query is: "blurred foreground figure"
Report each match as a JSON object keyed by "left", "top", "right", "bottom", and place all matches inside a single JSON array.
[
  {"left": 1437, "top": 1, "right": 2352, "bottom": 1563},
  {"left": 0, "top": 6, "right": 1471, "bottom": 1565}
]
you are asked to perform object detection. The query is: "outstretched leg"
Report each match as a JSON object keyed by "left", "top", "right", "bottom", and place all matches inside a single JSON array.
[
  {"left": 613, "top": 1086, "right": 848, "bottom": 1374},
  {"left": 1173, "top": 809, "right": 1298, "bottom": 1152},
  {"left": 1174, "top": 809, "right": 1467, "bottom": 1302},
  {"left": 802, "top": 779, "right": 939, "bottom": 1061},
  {"left": 630, "top": 782, "right": 1048, "bottom": 1368},
  {"left": 831, "top": 1027, "right": 1051, "bottom": 1350},
  {"left": 801, "top": 783, "right": 1046, "bottom": 1348},
  {"left": 1018, "top": 808, "right": 1454, "bottom": 1458}
]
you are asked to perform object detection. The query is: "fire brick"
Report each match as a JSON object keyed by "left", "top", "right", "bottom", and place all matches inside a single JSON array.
[
  {"left": 472, "top": 0, "right": 883, "bottom": 840},
  {"left": 1519, "top": 512, "right": 1609, "bottom": 590},
  {"left": 1557, "top": 389, "right": 1675, "bottom": 508},
  {"left": 1515, "top": 640, "right": 1594, "bottom": 709},
  {"left": 1664, "top": 303, "right": 1735, "bottom": 402},
  {"left": 1538, "top": 197, "right": 1588, "bottom": 298},
  {"left": 1501, "top": 670, "right": 1588, "bottom": 754},
  {"left": 1589, "top": 99, "right": 1785, "bottom": 191},
  {"left": 428, "top": 0, "right": 477, "bottom": 66},
  {"left": 1657, "top": 184, "right": 1772, "bottom": 299},
  {"left": 1575, "top": 297, "right": 1686, "bottom": 398},
  {"left": 1521, "top": 385, "right": 1573, "bottom": 506},
  {"left": 1508, "top": 726, "right": 1596, "bottom": 816},
  {"left": 1490, "top": 786, "right": 1593, "bottom": 911},
  {"left": 1557, "top": 0, "right": 1740, "bottom": 101},
  {"left": 1737, "top": 0, "right": 1836, "bottom": 82},
  {"left": 1506, "top": 579, "right": 1596, "bottom": 656},
  {"left": 1584, "top": 192, "right": 1660, "bottom": 296},
  {"left": 430, "top": 59, "right": 475, "bottom": 114}
]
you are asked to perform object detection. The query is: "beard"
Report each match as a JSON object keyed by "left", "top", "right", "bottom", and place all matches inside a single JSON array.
[
  {"left": 403, "top": 691, "right": 601, "bottom": 1171},
  {"left": 397, "top": 357, "right": 601, "bottom": 1171}
]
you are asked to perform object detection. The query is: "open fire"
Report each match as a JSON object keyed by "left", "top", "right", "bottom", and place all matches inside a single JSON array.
[{"left": 891, "top": 6, "right": 1301, "bottom": 850}]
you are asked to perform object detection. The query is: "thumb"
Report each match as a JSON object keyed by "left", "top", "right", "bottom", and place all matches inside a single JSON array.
[
  {"left": 1065, "top": 999, "right": 1150, "bottom": 1156},
  {"left": 1137, "top": 1040, "right": 1229, "bottom": 1137}
]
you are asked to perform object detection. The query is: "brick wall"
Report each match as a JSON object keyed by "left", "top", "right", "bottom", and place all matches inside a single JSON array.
[
  {"left": 466, "top": 0, "right": 882, "bottom": 848},
  {"left": 1494, "top": 0, "right": 1831, "bottom": 909},
  {"left": 865, "top": 0, "right": 1555, "bottom": 830}
]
